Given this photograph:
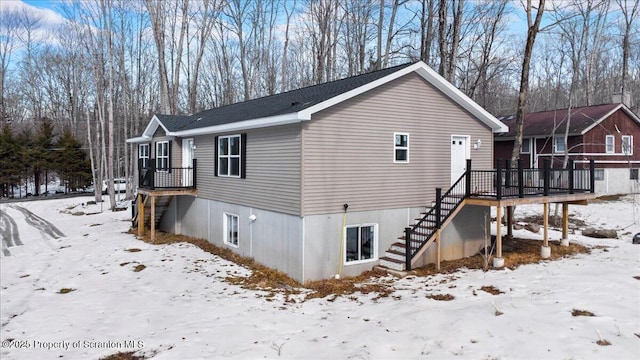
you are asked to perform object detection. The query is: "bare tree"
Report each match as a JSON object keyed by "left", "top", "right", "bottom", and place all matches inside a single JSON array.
[
  {"left": 0, "top": 8, "right": 23, "bottom": 124},
  {"left": 511, "top": 0, "right": 546, "bottom": 163},
  {"left": 617, "top": 0, "right": 639, "bottom": 97},
  {"left": 281, "top": 0, "right": 297, "bottom": 92},
  {"left": 146, "top": 0, "right": 189, "bottom": 114},
  {"left": 419, "top": 0, "right": 437, "bottom": 65}
]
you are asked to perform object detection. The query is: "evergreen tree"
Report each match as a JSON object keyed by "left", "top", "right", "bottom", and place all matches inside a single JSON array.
[
  {"left": 33, "top": 117, "right": 56, "bottom": 195},
  {"left": 0, "top": 124, "right": 19, "bottom": 197},
  {"left": 16, "top": 128, "right": 34, "bottom": 196},
  {"left": 56, "top": 128, "right": 91, "bottom": 192}
]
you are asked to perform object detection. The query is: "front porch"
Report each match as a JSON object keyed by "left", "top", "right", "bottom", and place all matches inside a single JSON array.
[{"left": 134, "top": 159, "right": 197, "bottom": 241}]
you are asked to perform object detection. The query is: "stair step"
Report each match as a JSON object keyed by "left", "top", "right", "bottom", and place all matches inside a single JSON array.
[
  {"left": 379, "top": 257, "right": 405, "bottom": 271},
  {"left": 384, "top": 249, "right": 406, "bottom": 262},
  {"left": 390, "top": 242, "right": 406, "bottom": 252}
]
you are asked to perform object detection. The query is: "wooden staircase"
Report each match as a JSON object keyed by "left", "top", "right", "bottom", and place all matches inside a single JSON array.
[
  {"left": 379, "top": 174, "right": 469, "bottom": 272},
  {"left": 132, "top": 194, "right": 174, "bottom": 230}
]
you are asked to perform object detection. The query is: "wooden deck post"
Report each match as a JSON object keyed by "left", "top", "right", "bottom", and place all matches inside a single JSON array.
[
  {"left": 561, "top": 202, "right": 569, "bottom": 246},
  {"left": 543, "top": 202, "right": 549, "bottom": 246},
  {"left": 496, "top": 205, "right": 502, "bottom": 258},
  {"left": 150, "top": 195, "right": 156, "bottom": 241},
  {"left": 137, "top": 194, "right": 144, "bottom": 237},
  {"left": 506, "top": 206, "right": 513, "bottom": 239},
  {"left": 541, "top": 202, "right": 551, "bottom": 258}
]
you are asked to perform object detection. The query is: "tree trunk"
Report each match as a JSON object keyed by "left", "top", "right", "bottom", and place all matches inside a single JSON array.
[{"left": 511, "top": 0, "right": 546, "bottom": 164}]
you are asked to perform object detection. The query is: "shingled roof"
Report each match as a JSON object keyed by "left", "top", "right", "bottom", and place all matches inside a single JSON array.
[
  {"left": 128, "top": 61, "right": 507, "bottom": 143},
  {"left": 495, "top": 103, "right": 640, "bottom": 139},
  {"left": 155, "top": 63, "right": 415, "bottom": 133}
]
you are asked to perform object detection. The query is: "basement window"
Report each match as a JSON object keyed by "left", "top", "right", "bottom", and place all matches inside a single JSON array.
[
  {"left": 224, "top": 213, "right": 239, "bottom": 247},
  {"left": 345, "top": 224, "right": 377, "bottom": 264},
  {"left": 631, "top": 169, "right": 639, "bottom": 181},
  {"left": 594, "top": 169, "right": 604, "bottom": 181}
]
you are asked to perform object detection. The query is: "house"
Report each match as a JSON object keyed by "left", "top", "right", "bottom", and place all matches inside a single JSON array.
[
  {"left": 127, "top": 62, "right": 595, "bottom": 283},
  {"left": 494, "top": 103, "right": 640, "bottom": 195}
]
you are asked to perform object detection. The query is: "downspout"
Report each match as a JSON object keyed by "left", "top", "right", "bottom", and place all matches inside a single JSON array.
[{"left": 337, "top": 203, "right": 349, "bottom": 279}]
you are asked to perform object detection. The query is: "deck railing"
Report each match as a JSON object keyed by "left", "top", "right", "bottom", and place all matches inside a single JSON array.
[
  {"left": 403, "top": 158, "right": 595, "bottom": 270},
  {"left": 469, "top": 159, "right": 594, "bottom": 199},
  {"left": 138, "top": 158, "right": 197, "bottom": 190}
]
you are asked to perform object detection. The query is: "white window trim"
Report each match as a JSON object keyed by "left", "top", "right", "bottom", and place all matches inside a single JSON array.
[
  {"left": 521, "top": 138, "right": 531, "bottom": 154},
  {"left": 223, "top": 212, "right": 239, "bottom": 248},
  {"left": 553, "top": 136, "right": 566, "bottom": 153},
  {"left": 139, "top": 144, "right": 150, "bottom": 168},
  {"left": 156, "top": 141, "right": 169, "bottom": 172},
  {"left": 344, "top": 223, "right": 378, "bottom": 265},
  {"left": 218, "top": 134, "right": 242, "bottom": 178},
  {"left": 393, "top": 133, "right": 410, "bottom": 163},
  {"left": 622, "top": 135, "right": 633, "bottom": 155},
  {"left": 605, "top": 135, "right": 615, "bottom": 154}
]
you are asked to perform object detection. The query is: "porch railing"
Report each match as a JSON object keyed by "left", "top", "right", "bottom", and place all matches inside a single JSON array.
[
  {"left": 469, "top": 159, "right": 594, "bottom": 199},
  {"left": 138, "top": 158, "right": 197, "bottom": 190},
  {"left": 403, "top": 158, "right": 595, "bottom": 270}
]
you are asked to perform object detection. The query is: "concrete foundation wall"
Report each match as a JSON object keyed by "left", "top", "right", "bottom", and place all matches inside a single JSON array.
[
  {"left": 303, "top": 207, "right": 422, "bottom": 281},
  {"left": 411, "top": 204, "right": 490, "bottom": 268},
  {"left": 160, "top": 197, "right": 489, "bottom": 283},
  {"left": 162, "top": 196, "right": 304, "bottom": 282},
  {"left": 594, "top": 168, "right": 640, "bottom": 195}
]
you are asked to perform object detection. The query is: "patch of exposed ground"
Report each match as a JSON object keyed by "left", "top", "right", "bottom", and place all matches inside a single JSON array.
[
  {"left": 133, "top": 230, "right": 589, "bottom": 301},
  {"left": 516, "top": 214, "right": 587, "bottom": 229},
  {"left": 414, "top": 237, "right": 588, "bottom": 276},
  {"left": 572, "top": 309, "right": 595, "bottom": 317}
]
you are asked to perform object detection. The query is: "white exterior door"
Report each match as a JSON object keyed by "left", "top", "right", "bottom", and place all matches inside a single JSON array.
[
  {"left": 451, "top": 135, "right": 470, "bottom": 185},
  {"left": 182, "top": 138, "right": 194, "bottom": 186}
]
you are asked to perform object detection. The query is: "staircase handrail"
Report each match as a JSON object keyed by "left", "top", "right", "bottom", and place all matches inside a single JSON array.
[{"left": 407, "top": 170, "right": 468, "bottom": 263}]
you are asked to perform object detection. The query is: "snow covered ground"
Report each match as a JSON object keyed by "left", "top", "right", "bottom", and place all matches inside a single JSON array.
[{"left": 1, "top": 196, "right": 639, "bottom": 360}]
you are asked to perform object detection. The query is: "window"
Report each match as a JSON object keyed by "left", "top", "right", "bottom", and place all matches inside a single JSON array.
[
  {"left": 223, "top": 213, "right": 239, "bottom": 247},
  {"left": 218, "top": 135, "right": 242, "bottom": 177},
  {"left": 605, "top": 135, "right": 614, "bottom": 154},
  {"left": 594, "top": 169, "right": 604, "bottom": 181},
  {"left": 631, "top": 169, "right": 639, "bottom": 180},
  {"left": 622, "top": 136, "right": 633, "bottom": 155},
  {"left": 139, "top": 144, "right": 150, "bottom": 169},
  {"left": 394, "top": 133, "right": 409, "bottom": 163},
  {"left": 554, "top": 136, "right": 565, "bottom": 153},
  {"left": 345, "top": 224, "right": 377, "bottom": 263},
  {"left": 521, "top": 138, "right": 531, "bottom": 154},
  {"left": 156, "top": 141, "right": 169, "bottom": 171}
]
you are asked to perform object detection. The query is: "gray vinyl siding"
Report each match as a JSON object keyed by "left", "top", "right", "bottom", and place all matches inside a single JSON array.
[
  {"left": 302, "top": 72, "right": 493, "bottom": 216},
  {"left": 149, "top": 132, "right": 182, "bottom": 169},
  {"left": 194, "top": 124, "right": 302, "bottom": 215}
]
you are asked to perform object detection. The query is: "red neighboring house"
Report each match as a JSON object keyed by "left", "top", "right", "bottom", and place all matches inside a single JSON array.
[{"left": 494, "top": 102, "right": 640, "bottom": 195}]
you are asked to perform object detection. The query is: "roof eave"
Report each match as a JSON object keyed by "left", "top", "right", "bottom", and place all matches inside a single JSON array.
[
  {"left": 298, "top": 61, "right": 508, "bottom": 133},
  {"left": 412, "top": 65, "right": 508, "bottom": 133},
  {"left": 173, "top": 112, "right": 302, "bottom": 137},
  {"left": 580, "top": 103, "right": 640, "bottom": 135},
  {"left": 125, "top": 136, "right": 152, "bottom": 144}
]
